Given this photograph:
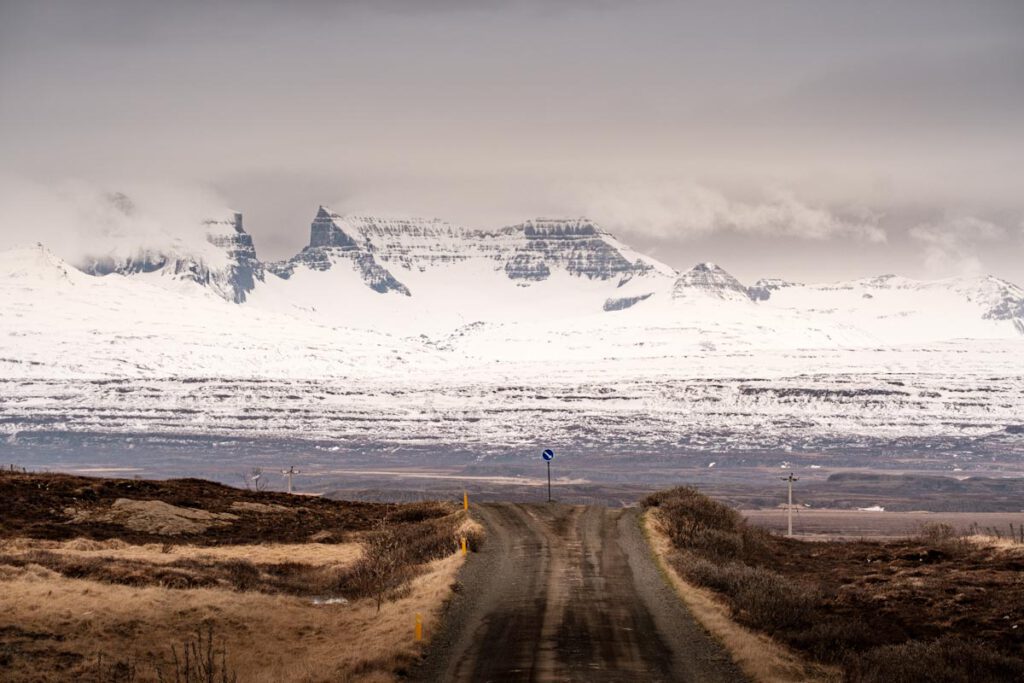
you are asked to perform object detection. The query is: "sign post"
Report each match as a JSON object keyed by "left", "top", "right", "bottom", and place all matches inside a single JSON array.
[{"left": 542, "top": 449, "right": 554, "bottom": 502}]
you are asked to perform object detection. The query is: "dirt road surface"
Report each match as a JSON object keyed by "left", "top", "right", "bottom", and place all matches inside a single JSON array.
[{"left": 412, "top": 503, "right": 744, "bottom": 682}]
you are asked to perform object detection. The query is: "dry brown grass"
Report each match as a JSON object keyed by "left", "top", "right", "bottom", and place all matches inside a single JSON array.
[
  {"left": 0, "top": 472, "right": 480, "bottom": 682},
  {"left": 69, "top": 499, "right": 240, "bottom": 535},
  {"left": 966, "top": 534, "right": 1024, "bottom": 552},
  {"left": 644, "top": 510, "right": 837, "bottom": 683},
  {"left": 0, "top": 553, "right": 464, "bottom": 682},
  {"left": 0, "top": 538, "right": 364, "bottom": 567}
]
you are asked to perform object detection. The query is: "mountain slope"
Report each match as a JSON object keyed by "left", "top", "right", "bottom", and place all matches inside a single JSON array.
[
  {"left": 0, "top": 245, "right": 432, "bottom": 379},
  {"left": 752, "top": 274, "right": 1024, "bottom": 342},
  {"left": 80, "top": 211, "right": 264, "bottom": 303}
]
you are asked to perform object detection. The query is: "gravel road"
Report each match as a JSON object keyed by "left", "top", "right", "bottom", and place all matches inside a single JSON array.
[{"left": 411, "top": 503, "right": 745, "bottom": 682}]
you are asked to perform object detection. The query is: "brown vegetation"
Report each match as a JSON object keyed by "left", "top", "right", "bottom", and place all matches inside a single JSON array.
[
  {"left": 0, "top": 470, "right": 481, "bottom": 682},
  {"left": 0, "top": 470, "right": 451, "bottom": 545},
  {"left": 644, "top": 486, "right": 1024, "bottom": 682}
]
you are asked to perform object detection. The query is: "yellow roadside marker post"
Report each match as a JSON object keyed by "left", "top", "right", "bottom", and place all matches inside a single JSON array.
[
  {"left": 463, "top": 490, "right": 468, "bottom": 510},
  {"left": 461, "top": 537, "right": 467, "bottom": 555},
  {"left": 415, "top": 613, "right": 422, "bottom": 642}
]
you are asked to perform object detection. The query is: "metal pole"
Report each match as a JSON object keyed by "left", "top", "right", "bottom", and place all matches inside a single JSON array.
[
  {"left": 547, "top": 461, "right": 551, "bottom": 503},
  {"left": 787, "top": 476, "right": 793, "bottom": 537}
]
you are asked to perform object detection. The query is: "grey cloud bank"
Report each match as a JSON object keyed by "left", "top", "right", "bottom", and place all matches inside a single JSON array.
[{"left": 0, "top": 0, "right": 1022, "bottom": 284}]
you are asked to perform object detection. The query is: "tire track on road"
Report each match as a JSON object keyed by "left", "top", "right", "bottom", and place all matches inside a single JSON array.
[{"left": 411, "top": 503, "right": 745, "bottom": 682}]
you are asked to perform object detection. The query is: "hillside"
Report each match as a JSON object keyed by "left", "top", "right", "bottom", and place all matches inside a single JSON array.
[{"left": 0, "top": 470, "right": 479, "bottom": 682}]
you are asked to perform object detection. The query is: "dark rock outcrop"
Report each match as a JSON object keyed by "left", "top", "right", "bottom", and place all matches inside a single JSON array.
[
  {"left": 506, "top": 219, "right": 653, "bottom": 283},
  {"left": 603, "top": 293, "right": 653, "bottom": 311}
]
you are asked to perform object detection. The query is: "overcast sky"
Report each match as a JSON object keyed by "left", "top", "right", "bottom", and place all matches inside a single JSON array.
[{"left": 1, "top": 0, "right": 1022, "bottom": 284}]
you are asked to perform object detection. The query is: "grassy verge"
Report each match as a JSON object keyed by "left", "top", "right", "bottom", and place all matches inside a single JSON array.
[
  {"left": 0, "top": 471, "right": 483, "bottom": 682},
  {"left": 642, "top": 509, "right": 836, "bottom": 682},
  {"left": 643, "top": 487, "right": 1024, "bottom": 683}
]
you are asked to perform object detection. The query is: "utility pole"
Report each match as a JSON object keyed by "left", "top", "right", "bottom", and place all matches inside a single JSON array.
[
  {"left": 281, "top": 465, "right": 300, "bottom": 494},
  {"left": 781, "top": 472, "right": 799, "bottom": 537}
]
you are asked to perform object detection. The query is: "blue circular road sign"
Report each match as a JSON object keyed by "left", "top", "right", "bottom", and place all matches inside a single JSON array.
[{"left": 542, "top": 449, "right": 554, "bottom": 461}]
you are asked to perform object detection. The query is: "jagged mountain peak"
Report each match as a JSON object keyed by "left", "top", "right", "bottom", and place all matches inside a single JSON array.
[
  {"left": 672, "top": 262, "right": 751, "bottom": 302},
  {"left": 269, "top": 208, "right": 412, "bottom": 296}
]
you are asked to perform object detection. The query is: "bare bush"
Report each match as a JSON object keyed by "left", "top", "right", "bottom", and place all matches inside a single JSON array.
[
  {"left": 916, "top": 522, "right": 971, "bottom": 556},
  {"left": 90, "top": 652, "right": 138, "bottom": 683},
  {"left": 156, "top": 624, "right": 237, "bottom": 683}
]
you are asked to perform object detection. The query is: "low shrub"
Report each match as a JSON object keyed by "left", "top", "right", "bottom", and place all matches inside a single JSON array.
[
  {"left": 644, "top": 486, "right": 770, "bottom": 562},
  {"left": 845, "top": 636, "right": 1024, "bottom": 683},
  {"left": 916, "top": 522, "right": 972, "bottom": 557},
  {"left": 788, "top": 617, "right": 894, "bottom": 663},
  {"left": 682, "top": 556, "right": 818, "bottom": 632}
]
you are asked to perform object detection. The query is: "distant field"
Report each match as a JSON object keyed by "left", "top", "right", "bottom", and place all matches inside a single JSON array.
[{"left": 744, "top": 509, "right": 1024, "bottom": 539}]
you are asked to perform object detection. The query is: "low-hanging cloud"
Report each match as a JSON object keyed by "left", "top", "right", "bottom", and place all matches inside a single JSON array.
[
  {"left": 909, "top": 216, "right": 1005, "bottom": 277},
  {"left": 0, "top": 177, "right": 234, "bottom": 268},
  {"left": 569, "top": 183, "right": 887, "bottom": 244}
]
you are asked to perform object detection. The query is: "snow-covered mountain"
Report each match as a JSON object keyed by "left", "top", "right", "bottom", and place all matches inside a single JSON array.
[
  {"left": 1, "top": 205, "right": 1022, "bottom": 467},
  {"left": 6, "top": 203, "right": 1024, "bottom": 349},
  {"left": 672, "top": 263, "right": 752, "bottom": 302},
  {"left": 80, "top": 209, "right": 264, "bottom": 303},
  {"left": 247, "top": 208, "right": 675, "bottom": 332},
  {"left": 265, "top": 208, "right": 671, "bottom": 292}
]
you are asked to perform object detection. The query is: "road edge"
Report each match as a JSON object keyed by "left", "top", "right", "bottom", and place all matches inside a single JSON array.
[{"left": 640, "top": 509, "right": 839, "bottom": 683}]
